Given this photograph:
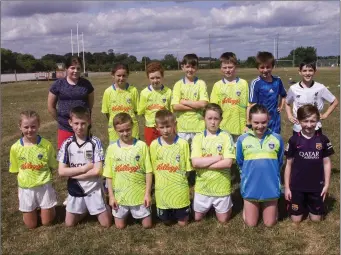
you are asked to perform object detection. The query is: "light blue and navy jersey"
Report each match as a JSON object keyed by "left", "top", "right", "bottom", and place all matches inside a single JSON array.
[
  {"left": 236, "top": 129, "right": 284, "bottom": 201},
  {"left": 249, "top": 76, "right": 287, "bottom": 134}
]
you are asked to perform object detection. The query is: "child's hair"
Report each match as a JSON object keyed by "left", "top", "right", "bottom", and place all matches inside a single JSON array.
[
  {"left": 111, "top": 63, "right": 130, "bottom": 76},
  {"left": 65, "top": 56, "right": 83, "bottom": 69},
  {"left": 299, "top": 60, "right": 317, "bottom": 71},
  {"left": 220, "top": 52, "right": 238, "bottom": 66},
  {"left": 69, "top": 106, "right": 91, "bottom": 120},
  {"left": 203, "top": 103, "right": 223, "bottom": 118},
  {"left": 256, "top": 51, "right": 275, "bottom": 68},
  {"left": 19, "top": 110, "right": 40, "bottom": 125},
  {"left": 249, "top": 104, "right": 269, "bottom": 120},
  {"left": 155, "top": 109, "right": 176, "bottom": 125},
  {"left": 181, "top": 53, "right": 198, "bottom": 67},
  {"left": 113, "top": 112, "right": 133, "bottom": 128},
  {"left": 297, "top": 104, "right": 320, "bottom": 121},
  {"left": 146, "top": 61, "right": 164, "bottom": 77}
]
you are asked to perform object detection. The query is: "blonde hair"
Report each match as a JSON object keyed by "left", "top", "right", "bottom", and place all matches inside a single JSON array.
[
  {"left": 19, "top": 110, "right": 40, "bottom": 125},
  {"left": 155, "top": 110, "right": 176, "bottom": 125},
  {"left": 113, "top": 112, "right": 133, "bottom": 128}
]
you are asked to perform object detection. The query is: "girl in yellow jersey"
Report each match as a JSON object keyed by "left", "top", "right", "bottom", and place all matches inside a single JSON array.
[
  {"left": 9, "top": 111, "right": 58, "bottom": 229},
  {"left": 101, "top": 63, "right": 139, "bottom": 144}
]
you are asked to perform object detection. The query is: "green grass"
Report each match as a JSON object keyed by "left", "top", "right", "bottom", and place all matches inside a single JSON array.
[{"left": 1, "top": 67, "right": 340, "bottom": 254}]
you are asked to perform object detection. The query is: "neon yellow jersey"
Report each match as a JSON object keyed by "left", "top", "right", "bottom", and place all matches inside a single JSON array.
[
  {"left": 150, "top": 136, "right": 192, "bottom": 209},
  {"left": 9, "top": 136, "right": 58, "bottom": 188},
  {"left": 101, "top": 84, "right": 139, "bottom": 142},
  {"left": 210, "top": 78, "right": 249, "bottom": 135},
  {"left": 103, "top": 139, "right": 152, "bottom": 206},
  {"left": 191, "top": 130, "right": 235, "bottom": 196},
  {"left": 137, "top": 85, "right": 172, "bottom": 127},
  {"left": 171, "top": 77, "right": 209, "bottom": 133}
]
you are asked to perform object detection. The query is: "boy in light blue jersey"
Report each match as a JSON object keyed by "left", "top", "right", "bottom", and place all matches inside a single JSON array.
[
  {"left": 236, "top": 104, "right": 284, "bottom": 227},
  {"left": 249, "top": 52, "right": 287, "bottom": 134}
]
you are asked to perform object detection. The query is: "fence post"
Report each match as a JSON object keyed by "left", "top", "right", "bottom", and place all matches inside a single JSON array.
[{"left": 14, "top": 70, "right": 17, "bottom": 82}]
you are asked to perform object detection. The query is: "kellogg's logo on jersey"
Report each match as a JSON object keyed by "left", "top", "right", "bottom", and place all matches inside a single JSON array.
[{"left": 116, "top": 164, "right": 139, "bottom": 173}]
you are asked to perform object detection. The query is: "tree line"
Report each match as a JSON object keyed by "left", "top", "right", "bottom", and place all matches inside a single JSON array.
[{"left": 1, "top": 46, "right": 339, "bottom": 73}]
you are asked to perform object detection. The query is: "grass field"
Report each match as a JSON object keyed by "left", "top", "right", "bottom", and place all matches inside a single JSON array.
[{"left": 1, "top": 67, "right": 340, "bottom": 254}]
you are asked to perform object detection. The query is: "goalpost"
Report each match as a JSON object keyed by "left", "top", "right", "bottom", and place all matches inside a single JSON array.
[{"left": 275, "top": 60, "right": 294, "bottom": 68}]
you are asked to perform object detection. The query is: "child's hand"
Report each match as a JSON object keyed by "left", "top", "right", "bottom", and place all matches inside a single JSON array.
[
  {"left": 289, "top": 116, "right": 299, "bottom": 124},
  {"left": 285, "top": 187, "right": 292, "bottom": 201},
  {"left": 109, "top": 197, "right": 119, "bottom": 210},
  {"left": 277, "top": 107, "right": 283, "bottom": 113},
  {"left": 321, "top": 185, "right": 329, "bottom": 201},
  {"left": 81, "top": 163, "right": 94, "bottom": 173},
  {"left": 144, "top": 193, "right": 152, "bottom": 208},
  {"left": 180, "top": 99, "right": 188, "bottom": 105}
]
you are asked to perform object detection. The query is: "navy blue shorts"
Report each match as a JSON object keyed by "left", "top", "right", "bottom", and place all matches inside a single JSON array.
[
  {"left": 157, "top": 206, "right": 190, "bottom": 222},
  {"left": 288, "top": 190, "right": 325, "bottom": 216}
]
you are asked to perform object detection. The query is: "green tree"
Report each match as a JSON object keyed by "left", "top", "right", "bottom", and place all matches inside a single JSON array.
[{"left": 287, "top": 46, "right": 317, "bottom": 66}]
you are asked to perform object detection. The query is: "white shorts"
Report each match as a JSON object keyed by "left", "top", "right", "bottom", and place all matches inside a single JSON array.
[
  {"left": 18, "top": 183, "right": 57, "bottom": 212},
  {"left": 178, "top": 132, "right": 197, "bottom": 147},
  {"left": 112, "top": 204, "right": 151, "bottom": 219},
  {"left": 66, "top": 187, "right": 107, "bottom": 216},
  {"left": 193, "top": 193, "right": 233, "bottom": 214}
]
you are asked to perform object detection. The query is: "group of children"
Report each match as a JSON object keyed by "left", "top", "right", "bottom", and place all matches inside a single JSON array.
[{"left": 9, "top": 51, "right": 337, "bottom": 229}]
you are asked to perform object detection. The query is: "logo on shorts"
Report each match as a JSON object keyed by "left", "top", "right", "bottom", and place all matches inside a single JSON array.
[
  {"left": 37, "top": 153, "right": 43, "bottom": 160},
  {"left": 292, "top": 204, "right": 299, "bottom": 211},
  {"left": 176, "top": 155, "right": 180, "bottom": 162},
  {"left": 268, "top": 143, "right": 275, "bottom": 150},
  {"left": 162, "top": 97, "right": 166, "bottom": 103},
  {"left": 217, "top": 144, "right": 222, "bottom": 152},
  {"left": 316, "top": 143, "right": 322, "bottom": 150},
  {"left": 135, "top": 155, "right": 140, "bottom": 161},
  {"left": 236, "top": 90, "right": 241, "bottom": 96},
  {"left": 127, "top": 98, "right": 131, "bottom": 104}
]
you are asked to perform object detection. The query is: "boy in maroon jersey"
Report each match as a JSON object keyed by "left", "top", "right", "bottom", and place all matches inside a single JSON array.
[{"left": 284, "top": 104, "right": 334, "bottom": 223}]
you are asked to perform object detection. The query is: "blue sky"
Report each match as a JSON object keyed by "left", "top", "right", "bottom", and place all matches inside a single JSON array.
[{"left": 1, "top": 1, "right": 339, "bottom": 60}]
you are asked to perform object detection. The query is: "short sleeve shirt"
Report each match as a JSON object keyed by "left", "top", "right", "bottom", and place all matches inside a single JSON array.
[
  {"left": 49, "top": 78, "right": 94, "bottom": 132},
  {"left": 285, "top": 132, "right": 334, "bottom": 192}
]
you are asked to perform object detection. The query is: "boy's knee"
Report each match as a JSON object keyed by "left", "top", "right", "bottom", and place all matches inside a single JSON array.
[
  {"left": 244, "top": 219, "right": 258, "bottom": 227},
  {"left": 25, "top": 222, "right": 38, "bottom": 229},
  {"left": 263, "top": 220, "right": 277, "bottom": 227}
]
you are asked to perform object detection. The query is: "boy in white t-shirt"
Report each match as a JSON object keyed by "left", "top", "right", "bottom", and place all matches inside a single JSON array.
[{"left": 285, "top": 61, "right": 338, "bottom": 134}]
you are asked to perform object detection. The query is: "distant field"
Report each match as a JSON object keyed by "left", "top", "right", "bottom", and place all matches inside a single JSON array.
[{"left": 1, "top": 67, "right": 340, "bottom": 254}]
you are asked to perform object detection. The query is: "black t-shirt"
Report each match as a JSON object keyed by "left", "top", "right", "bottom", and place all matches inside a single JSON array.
[{"left": 285, "top": 132, "right": 334, "bottom": 192}]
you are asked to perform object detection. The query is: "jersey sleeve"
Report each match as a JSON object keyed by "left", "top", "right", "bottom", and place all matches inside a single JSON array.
[
  {"left": 49, "top": 80, "right": 60, "bottom": 95},
  {"left": 101, "top": 88, "right": 110, "bottom": 114},
  {"left": 57, "top": 140, "right": 69, "bottom": 164},
  {"left": 9, "top": 145, "right": 19, "bottom": 173},
  {"left": 210, "top": 83, "right": 220, "bottom": 105},
  {"left": 137, "top": 90, "right": 147, "bottom": 115},
  {"left": 249, "top": 79, "right": 259, "bottom": 103},
  {"left": 48, "top": 144, "right": 58, "bottom": 170},
  {"left": 285, "top": 87, "right": 295, "bottom": 104},
  {"left": 284, "top": 137, "right": 296, "bottom": 158},
  {"left": 171, "top": 81, "right": 181, "bottom": 106},
  {"left": 149, "top": 142, "right": 157, "bottom": 172},
  {"left": 167, "top": 89, "right": 172, "bottom": 111},
  {"left": 190, "top": 134, "right": 202, "bottom": 158},
  {"left": 322, "top": 136, "right": 335, "bottom": 158},
  {"left": 223, "top": 134, "right": 236, "bottom": 159},
  {"left": 94, "top": 139, "right": 105, "bottom": 163},
  {"left": 321, "top": 86, "right": 336, "bottom": 103},
  {"left": 235, "top": 137, "right": 244, "bottom": 170},
  {"left": 85, "top": 79, "right": 94, "bottom": 94},
  {"left": 199, "top": 81, "right": 209, "bottom": 101},
  {"left": 142, "top": 143, "right": 153, "bottom": 174},
  {"left": 132, "top": 87, "right": 139, "bottom": 113},
  {"left": 103, "top": 145, "right": 114, "bottom": 179},
  {"left": 278, "top": 79, "right": 287, "bottom": 97},
  {"left": 183, "top": 141, "right": 192, "bottom": 172}
]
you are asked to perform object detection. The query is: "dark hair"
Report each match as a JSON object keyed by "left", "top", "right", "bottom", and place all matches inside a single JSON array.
[
  {"left": 249, "top": 104, "right": 269, "bottom": 120},
  {"left": 146, "top": 61, "right": 164, "bottom": 77},
  {"left": 19, "top": 110, "right": 40, "bottom": 125},
  {"left": 65, "top": 56, "right": 83, "bottom": 69},
  {"left": 69, "top": 106, "right": 91, "bottom": 120},
  {"left": 155, "top": 109, "right": 176, "bottom": 125},
  {"left": 297, "top": 104, "right": 320, "bottom": 121},
  {"left": 181, "top": 53, "right": 198, "bottom": 67},
  {"left": 299, "top": 61, "right": 317, "bottom": 71},
  {"left": 113, "top": 112, "right": 133, "bottom": 128},
  {"left": 220, "top": 52, "right": 238, "bottom": 66},
  {"left": 111, "top": 63, "right": 130, "bottom": 75},
  {"left": 256, "top": 51, "right": 275, "bottom": 68},
  {"left": 203, "top": 103, "right": 223, "bottom": 118}
]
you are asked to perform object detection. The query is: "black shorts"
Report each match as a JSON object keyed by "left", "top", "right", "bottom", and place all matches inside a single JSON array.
[
  {"left": 288, "top": 190, "right": 325, "bottom": 216},
  {"left": 157, "top": 206, "right": 190, "bottom": 222}
]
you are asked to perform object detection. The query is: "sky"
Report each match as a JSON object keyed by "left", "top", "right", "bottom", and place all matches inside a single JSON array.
[{"left": 1, "top": 1, "right": 340, "bottom": 61}]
